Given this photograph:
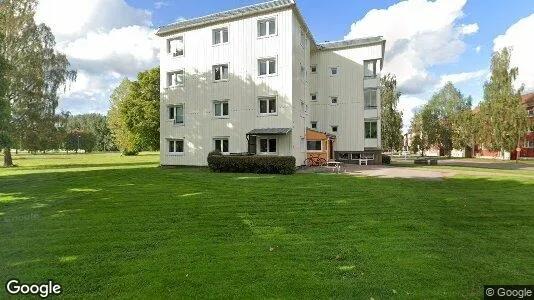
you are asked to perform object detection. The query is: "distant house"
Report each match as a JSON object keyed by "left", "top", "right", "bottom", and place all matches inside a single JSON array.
[
  {"left": 475, "top": 93, "right": 534, "bottom": 160},
  {"left": 155, "top": 0, "right": 386, "bottom": 166}
]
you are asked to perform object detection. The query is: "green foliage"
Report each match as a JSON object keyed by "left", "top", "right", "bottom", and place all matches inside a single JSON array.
[
  {"left": 415, "top": 82, "right": 472, "bottom": 156},
  {"left": 65, "top": 131, "right": 96, "bottom": 153},
  {"left": 65, "top": 113, "right": 116, "bottom": 151},
  {"left": 207, "top": 152, "right": 296, "bottom": 174},
  {"left": 107, "top": 68, "right": 160, "bottom": 154},
  {"left": 478, "top": 47, "right": 528, "bottom": 153},
  {"left": 0, "top": 0, "right": 76, "bottom": 163},
  {"left": 380, "top": 74, "right": 404, "bottom": 151},
  {"left": 381, "top": 154, "right": 391, "bottom": 165}
]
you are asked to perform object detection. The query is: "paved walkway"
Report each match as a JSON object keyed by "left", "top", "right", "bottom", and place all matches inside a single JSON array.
[{"left": 298, "top": 165, "right": 451, "bottom": 180}]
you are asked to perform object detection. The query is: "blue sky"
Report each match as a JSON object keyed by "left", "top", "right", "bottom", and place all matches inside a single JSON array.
[{"left": 35, "top": 0, "right": 534, "bottom": 130}]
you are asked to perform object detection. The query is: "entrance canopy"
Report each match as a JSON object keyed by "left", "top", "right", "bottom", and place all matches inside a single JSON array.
[{"left": 246, "top": 128, "right": 292, "bottom": 136}]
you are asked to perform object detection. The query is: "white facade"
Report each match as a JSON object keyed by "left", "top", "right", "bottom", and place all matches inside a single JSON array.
[{"left": 157, "top": 0, "right": 385, "bottom": 166}]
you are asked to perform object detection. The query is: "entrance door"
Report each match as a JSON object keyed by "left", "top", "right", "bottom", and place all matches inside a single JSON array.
[
  {"left": 248, "top": 136, "right": 257, "bottom": 154},
  {"left": 329, "top": 139, "right": 334, "bottom": 160}
]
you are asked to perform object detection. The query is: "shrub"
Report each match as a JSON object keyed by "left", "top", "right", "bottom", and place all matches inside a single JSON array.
[
  {"left": 382, "top": 154, "right": 391, "bottom": 165},
  {"left": 207, "top": 152, "right": 295, "bottom": 174},
  {"left": 122, "top": 149, "right": 139, "bottom": 156}
]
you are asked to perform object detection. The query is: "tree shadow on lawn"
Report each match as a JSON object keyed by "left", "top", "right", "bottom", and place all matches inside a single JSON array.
[{"left": 1, "top": 167, "right": 533, "bottom": 298}]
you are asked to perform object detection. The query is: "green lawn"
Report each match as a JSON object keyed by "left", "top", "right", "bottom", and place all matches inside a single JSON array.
[{"left": 1, "top": 153, "right": 533, "bottom": 299}]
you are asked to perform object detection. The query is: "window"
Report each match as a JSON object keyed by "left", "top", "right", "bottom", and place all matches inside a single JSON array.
[
  {"left": 330, "top": 67, "right": 338, "bottom": 76},
  {"left": 351, "top": 153, "right": 360, "bottom": 160},
  {"left": 300, "top": 65, "right": 306, "bottom": 81},
  {"left": 528, "top": 108, "right": 534, "bottom": 116},
  {"left": 365, "top": 121, "right": 378, "bottom": 138},
  {"left": 259, "top": 97, "right": 277, "bottom": 115},
  {"left": 212, "top": 27, "right": 228, "bottom": 45},
  {"left": 307, "top": 140, "right": 322, "bottom": 151},
  {"left": 167, "top": 70, "right": 184, "bottom": 87},
  {"left": 364, "top": 89, "right": 378, "bottom": 109},
  {"left": 311, "top": 93, "right": 317, "bottom": 101},
  {"left": 168, "top": 36, "right": 184, "bottom": 57},
  {"left": 300, "top": 31, "right": 306, "bottom": 47},
  {"left": 258, "top": 58, "right": 276, "bottom": 76},
  {"left": 168, "top": 105, "right": 184, "bottom": 124},
  {"left": 331, "top": 97, "right": 338, "bottom": 104},
  {"left": 258, "top": 18, "right": 276, "bottom": 37},
  {"left": 311, "top": 121, "right": 317, "bottom": 129},
  {"left": 260, "top": 138, "right": 277, "bottom": 153},
  {"left": 311, "top": 65, "right": 317, "bottom": 73},
  {"left": 331, "top": 126, "right": 338, "bottom": 132},
  {"left": 364, "top": 60, "right": 378, "bottom": 78},
  {"left": 214, "top": 101, "right": 229, "bottom": 118},
  {"left": 213, "top": 64, "right": 229, "bottom": 81},
  {"left": 168, "top": 139, "right": 184, "bottom": 154},
  {"left": 214, "top": 138, "right": 229, "bottom": 153}
]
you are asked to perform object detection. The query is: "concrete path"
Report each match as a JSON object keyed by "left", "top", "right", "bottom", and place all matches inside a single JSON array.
[{"left": 298, "top": 165, "right": 452, "bottom": 180}]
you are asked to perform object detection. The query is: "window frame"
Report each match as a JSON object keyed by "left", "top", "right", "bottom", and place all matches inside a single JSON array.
[
  {"left": 330, "top": 96, "right": 338, "bottom": 104},
  {"left": 213, "top": 64, "right": 229, "bottom": 82},
  {"left": 167, "top": 139, "right": 184, "bottom": 155},
  {"left": 213, "top": 100, "right": 229, "bottom": 118},
  {"left": 525, "top": 140, "right": 534, "bottom": 148},
  {"left": 213, "top": 137, "right": 230, "bottom": 154},
  {"left": 310, "top": 65, "right": 317, "bottom": 74},
  {"left": 167, "top": 36, "right": 184, "bottom": 57},
  {"left": 212, "top": 27, "right": 229, "bottom": 45},
  {"left": 258, "top": 97, "right": 277, "bottom": 116},
  {"left": 311, "top": 121, "right": 317, "bottom": 129},
  {"left": 364, "top": 88, "right": 378, "bottom": 109},
  {"left": 311, "top": 93, "right": 317, "bottom": 101},
  {"left": 258, "top": 57, "right": 277, "bottom": 77},
  {"left": 331, "top": 125, "right": 338, "bottom": 133},
  {"left": 364, "top": 59, "right": 378, "bottom": 78},
  {"left": 257, "top": 17, "right": 277, "bottom": 38},
  {"left": 306, "top": 140, "right": 322, "bottom": 152},
  {"left": 329, "top": 67, "right": 339, "bottom": 76},
  {"left": 259, "top": 138, "right": 277, "bottom": 154},
  {"left": 168, "top": 105, "right": 185, "bottom": 125},
  {"left": 365, "top": 120, "right": 378, "bottom": 139},
  {"left": 167, "top": 70, "right": 184, "bottom": 88}
]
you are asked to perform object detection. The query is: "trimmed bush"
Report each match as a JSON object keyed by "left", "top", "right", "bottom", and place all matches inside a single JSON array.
[
  {"left": 122, "top": 149, "right": 139, "bottom": 156},
  {"left": 382, "top": 154, "right": 391, "bottom": 165},
  {"left": 207, "top": 152, "right": 295, "bottom": 174}
]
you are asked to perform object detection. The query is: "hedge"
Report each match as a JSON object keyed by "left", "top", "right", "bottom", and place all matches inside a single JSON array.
[
  {"left": 382, "top": 154, "right": 391, "bottom": 165},
  {"left": 207, "top": 151, "right": 296, "bottom": 174}
]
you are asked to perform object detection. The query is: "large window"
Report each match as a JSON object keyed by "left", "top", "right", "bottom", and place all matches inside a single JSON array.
[
  {"left": 307, "top": 140, "right": 322, "bottom": 151},
  {"left": 168, "top": 105, "right": 184, "bottom": 124},
  {"left": 214, "top": 138, "right": 229, "bottom": 154},
  {"left": 168, "top": 139, "right": 184, "bottom": 154},
  {"left": 365, "top": 121, "right": 378, "bottom": 138},
  {"left": 364, "top": 60, "right": 378, "bottom": 78},
  {"left": 167, "top": 37, "right": 184, "bottom": 57},
  {"left": 213, "top": 64, "right": 229, "bottom": 81},
  {"left": 167, "top": 70, "right": 184, "bottom": 87},
  {"left": 526, "top": 140, "right": 534, "bottom": 148},
  {"left": 258, "top": 18, "right": 276, "bottom": 37},
  {"left": 214, "top": 101, "right": 229, "bottom": 118},
  {"left": 259, "top": 97, "right": 277, "bottom": 115},
  {"left": 259, "top": 138, "right": 277, "bottom": 153},
  {"left": 258, "top": 58, "right": 276, "bottom": 76},
  {"left": 364, "top": 89, "right": 377, "bottom": 109},
  {"left": 212, "top": 27, "right": 228, "bottom": 45}
]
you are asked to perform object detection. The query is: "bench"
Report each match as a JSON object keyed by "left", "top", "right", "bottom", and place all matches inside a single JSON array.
[
  {"left": 414, "top": 157, "right": 438, "bottom": 165},
  {"left": 359, "top": 158, "right": 371, "bottom": 165},
  {"left": 326, "top": 161, "right": 343, "bottom": 173}
]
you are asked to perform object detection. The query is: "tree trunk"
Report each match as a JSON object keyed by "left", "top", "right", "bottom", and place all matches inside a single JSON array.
[{"left": 3, "top": 148, "right": 13, "bottom": 167}]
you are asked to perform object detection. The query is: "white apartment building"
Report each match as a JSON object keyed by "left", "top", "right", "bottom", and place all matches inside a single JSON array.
[{"left": 156, "top": 0, "right": 385, "bottom": 166}]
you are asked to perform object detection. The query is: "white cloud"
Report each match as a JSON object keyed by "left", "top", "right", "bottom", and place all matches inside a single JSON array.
[
  {"left": 344, "top": 0, "right": 478, "bottom": 94},
  {"left": 493, "top": 14, "right": 534, "bottom": 92},
  {"left": 155, "top": 1, "right": 171, "bottom": 9},
  {"left": 35, "top": 0, "right": 158, "bottom": 115},
  {"left": 438, "top": 69, "right": 487, "bottom": 88},
  {"left": 398, "top": 95, "right": 427, "bottom": 133},
  {"left": 475, "top": 45, "right": 482, "bottom": 53}
]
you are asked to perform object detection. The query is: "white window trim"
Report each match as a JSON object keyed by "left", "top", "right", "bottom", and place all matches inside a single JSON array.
[
  {"left": 257, "top": 57, "right": 277, "bottom": 77},
  {"left": 212, "top": 27, "right": 229, "bottom": 46},
  {"left": 329, "top": 66, "right": 339, "bottom": 77},
  {"left": 213, "top": 63, "right": 229, "bottom": 82},
  {"left": 167, "top": 139, "right": 185, "bottom": 156},
  {"left": 213, "top": 137, "right": 230, "bottom": 154},
  {"left": 257, "top": 16, "right": 278, "bottom": 38},
  {"left": 167, "top": 69, "right": 185, "bottom": 88},
  {"left": 213, "top": 100, "right": 230, "bottom": 118},
  {"left": 364, "top": 88, "right": 378, "bottom": 109},
  {"left": 306, "top": 140, "right": 323, "bottom": 152},
  {"left": 167, "top": 36, "right": 184, "bottom": 58},
  {"left": 364, "top": 59, "right": 379, "bottom": 78},
  {"left": 258, "top": 96, "right": 277, "bottom": 116},
  {"left": 365, "top": 120, "right": 378, "bottom": 139},
  {"left": 168, "top": 105, "right": 185, "bottom": 126},
  {"left": 258, "top": 137, "right": 278, "bottom": 154}
]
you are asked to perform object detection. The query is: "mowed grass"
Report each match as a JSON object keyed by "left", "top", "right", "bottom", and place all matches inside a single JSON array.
[{"left": 1, "top": 153, "right": 533, "bottom": 299}]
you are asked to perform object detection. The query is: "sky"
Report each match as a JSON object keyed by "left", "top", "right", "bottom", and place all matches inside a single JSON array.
[{"left": 35, "top": 0, "right": 534, "bottom": 132}]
